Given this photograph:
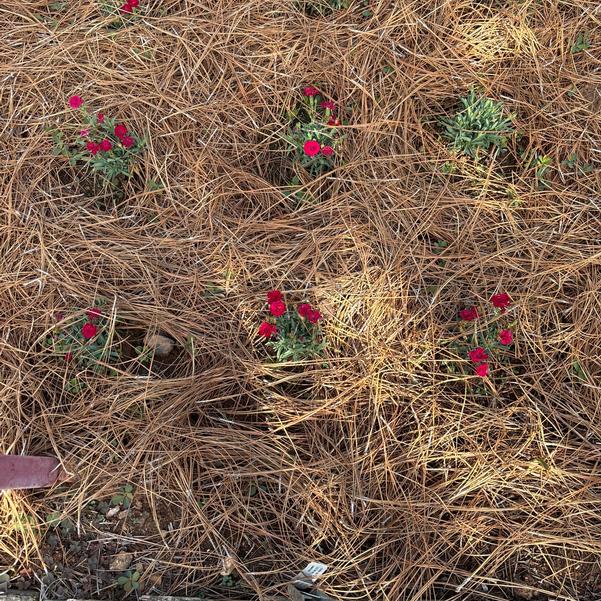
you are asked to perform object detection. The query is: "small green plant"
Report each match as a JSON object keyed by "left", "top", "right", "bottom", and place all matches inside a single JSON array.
[
  {"left": 433, "top": 239, "right": 448, "bottom": 266},
  {"left": 46, "top": 511, "right": 74, "bottom": 535},
  {"left": 134, "top": 346, "right": 152, "bottom": 366},
  {"left": 44, "top": 301, "right": 120, "bottom": 372},
  {"left": 440, "top": 89, "right": 515, "bottom": 159},
  {"left": 258, "top": 290, "right": 326, "bottom": 362},
  {"left": 285, "top": 86, "right": 342, "bottom": 178},
  {"left": 283, "top": 175, "right": 313, "bottom": 206},
  {"left": 561, "top": 153, "right": 593, "bottom": 175},
  {"left": 52, "top": 95, "right": 144, "bottom": 187},
  {"left": 298, "top": 0, "right": 349, "bottom": 16},
  {"left": 111, "top": 485, "right": 134, "bottom": 509},
  {"left": 571, "top": 32, "right": 591, "bottom": 54},
  {"left": 248, "top": 482, "right": 268, "bottom": 497},
  {"left": 523, "top": 150, "right": 552, "bottom": 189},
  {"left": 298, "top": 0, "right": 371, "bottom": 17},
  {"left": 117, "top": 570, "right": 140, "bottom": 593}
]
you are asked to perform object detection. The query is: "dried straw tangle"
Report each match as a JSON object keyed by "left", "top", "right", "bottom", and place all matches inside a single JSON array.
[{"left": 1, "top": 0, "right": 601, "bottom": 599}]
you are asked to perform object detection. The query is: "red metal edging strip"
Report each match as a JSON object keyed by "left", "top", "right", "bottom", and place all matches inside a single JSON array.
[{"left": 0, "top": 455, "right": 62, "bottom": 490}]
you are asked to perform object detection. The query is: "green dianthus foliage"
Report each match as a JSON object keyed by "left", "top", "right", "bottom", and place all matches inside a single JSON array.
[{"left": 441, "top": 89, "right": 515, "bottom": 158}]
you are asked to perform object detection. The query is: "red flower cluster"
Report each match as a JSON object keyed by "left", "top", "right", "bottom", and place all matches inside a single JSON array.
[
  {"left": 120, "top": 0, "right": 139, "bottom": 13},
  {"left": 303, "top": 86, "right": 319, "bottom": 97},
  {"left": 460, "top": 293, "right": 512, "bottom": 321},
  {"left": 320, "top": 100, "right": 336, "bottom": 111},
  {"left": 114, "top": 123, "right": 134, "bottom": 148},
  {"left": 84, "top": 123, "right": 135, "bottom": 155},
  {"left": 468, "top": 347, "right": 489, "bottom": 377},
  {"left": 303, "top": 139, "right": 334, "bottom": 158},
  {"left": 258, "top": 290, "right": 323, "bottom": 338},
  {"left": 298, "top": 303, "right": 322, "bottom": 324}
]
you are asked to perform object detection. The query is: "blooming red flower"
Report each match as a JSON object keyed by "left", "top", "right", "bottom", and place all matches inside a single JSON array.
[
  {"left": 468, "top": 347, "right": 489, "bottom": 363},
  {"left": 122, "top": 135, "right": 134, "bottom": 148},
  {"left": 114, "top": 124, "right": 127, "bottom": 139},
  {"left": 303, "top": 86, "right": 319, "bottom": 97},
  {"left": 491, "top": 293, "right": 511, "bottom": 311},
  {"left": 81, "top": 323, "right": 97, "bottom": 340},
  {"left": 499, "top": 329, "right": 513, "bottom": 345},
  {"left": 475, "top": 363, "right": 489, "bottom": 377},
  {"left": 129, "top": 0, "right": 139, "bottom": 6},
  {"left": 267, "top": 290, "right": 283, "bottom": 303},
  {"left": 80, "top": 129, "right": 90, "bottom": 138},
  {"left": 321, "top": 145, "right": 334, "bottom": 157},
  {"left": 86, "top": 141, "right": 99, "bottom": 155},
  {"left": 65, "top": 352, "right": 73, "bottom": 362},
  {"left": 97, "top": 113, "right": 105, "bottom": 123},
  {"left": 303, "top": 140, "right": 321, "bottom": 157},
  {"left": 320, "top": 100, "right": 336, "bottom": 111},
  {"left": 307, "top": 309, "right": 322, "bottom": 324},
  {"left": 120, "top": 3, "right": 133, "bottom": 13},
  {"left": 459, "top": 307, "right": 479, "bottom": 321},
  {"left": 298, "top": 303, "right": 312, "bottom": 318},
  {"left": 87, "top": 307, "right": 102, "bottom": 321},
  {"left": 69, "top": 95, "right": 83, "bottom": 109},
  {"left": 99, "top": 139, "right": 112, "bottom": 151},
  {"left": 258, "top": 321, "right": 277, "bottom": 338},
  {"left": 269, "top": 300, "right": 286, "bottom": 317}
]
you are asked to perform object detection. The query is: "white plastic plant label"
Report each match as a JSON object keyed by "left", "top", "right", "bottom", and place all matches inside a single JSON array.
[{"left": 302, "top": 562, "right": 328, "bottom": 579}]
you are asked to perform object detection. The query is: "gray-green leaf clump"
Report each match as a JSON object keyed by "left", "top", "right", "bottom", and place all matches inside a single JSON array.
[{"left": 441, "top": 89, "right": 515, "bottom": 158}]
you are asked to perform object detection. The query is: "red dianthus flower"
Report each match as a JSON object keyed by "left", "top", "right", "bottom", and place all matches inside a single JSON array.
[
  {"left": 468, "top": 347, "right": 489, "bottom": 363},
  {"left": 258, "top": 322, "right": 277, "bottom": 338},
  {"left": 298, "top": 303, "right": 312, "bottom": 318},
  {"left": 114, "top": 124, "right": 128, "bottom": 139},
  {"left": 69, "top": 95, "right": 83, "bottom": 109},
  {"left": 81, "top": 323, "right": 97, "bottom": 340},
  {"left": 87, "top": 307, "right": 102, "bottom": 321},
  {"left": 86, "top": 141, "right": 99, "bottom": 155},
  {"left": 267, "top": 290, "right": 283, "bottom": 303},
  {"left": 475, "top": 363, "right": 489, "bottom": 377},
  {"left": 491, "top": 293, "right": 511, "bottom": 311},
  {"left": 269, "top": 300, "right": 286, "bottom": 317},
  {"left": 459, "top": 307, "right": 479, "bottom": 321},
  {"left": 303, "top": 140, "right": 321, "bottom": 157}
]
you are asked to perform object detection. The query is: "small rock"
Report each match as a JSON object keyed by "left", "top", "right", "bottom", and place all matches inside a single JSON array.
[
  {"left": 105, "top": 506, "right": 120, "bottom": 518},
  {"left": 109, "top": 551, "right": 133, "bottom": 572},
  {"left": 144, "top": 334, "right": 175, "bottom": 357}
]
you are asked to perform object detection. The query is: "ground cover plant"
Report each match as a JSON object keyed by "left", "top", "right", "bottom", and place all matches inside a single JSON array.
[
  {"left": 0, "top": 1, "right": 600, "bottom": 601},
  {"left": 51, "top": 97, "right": 144, "bottom": 188}
]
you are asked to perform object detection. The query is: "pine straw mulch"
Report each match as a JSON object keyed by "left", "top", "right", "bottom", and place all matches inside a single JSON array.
[{"left": 1, "top": 0, "right": 601, "bottom": 600}]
